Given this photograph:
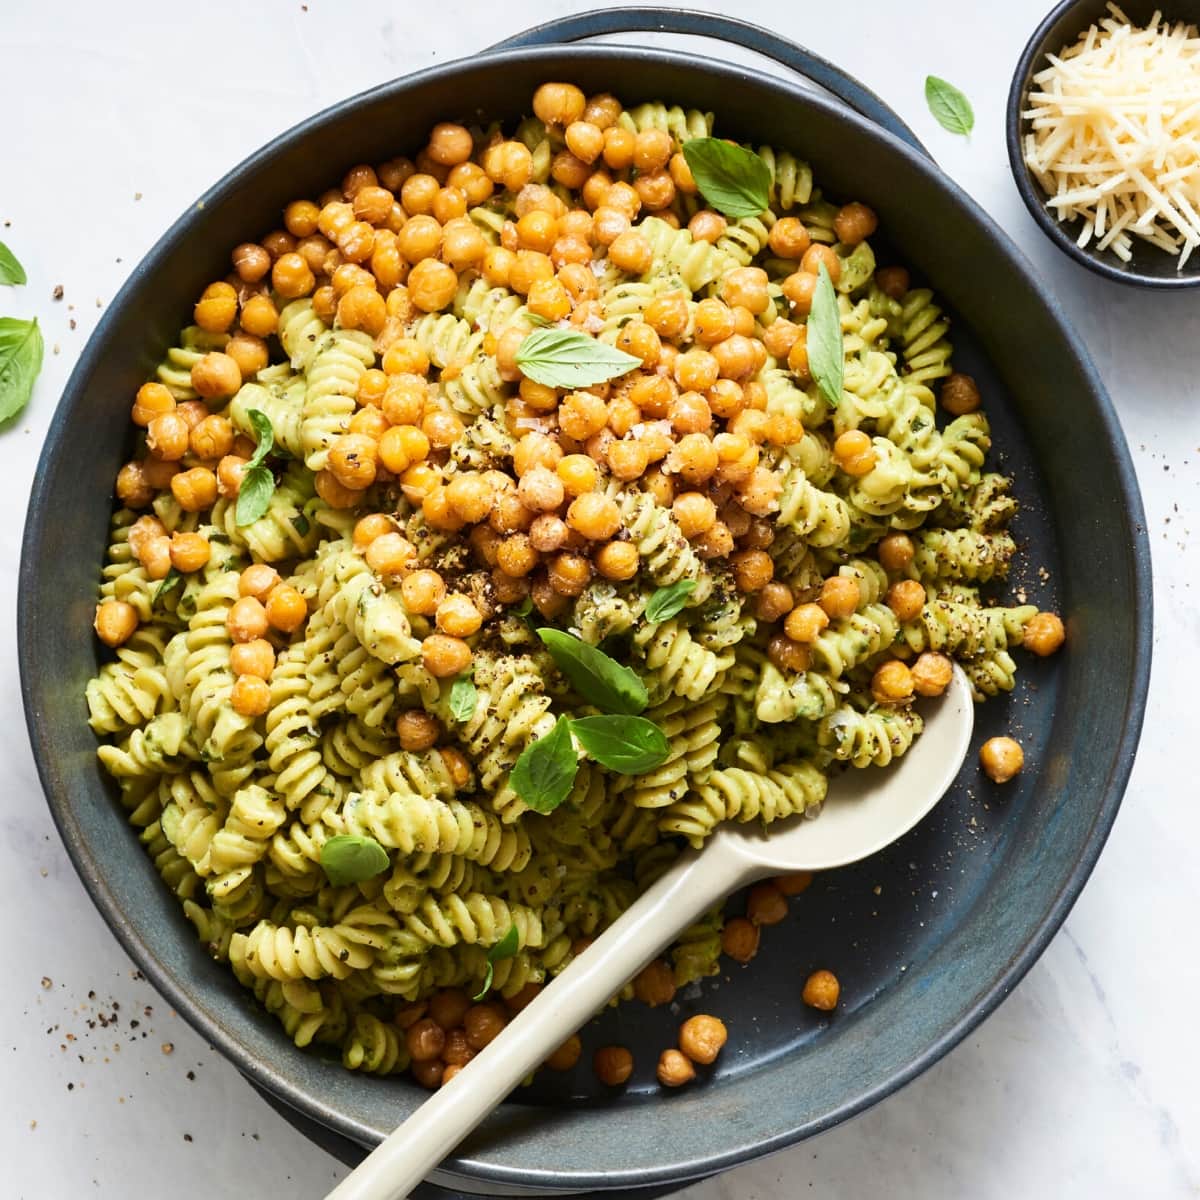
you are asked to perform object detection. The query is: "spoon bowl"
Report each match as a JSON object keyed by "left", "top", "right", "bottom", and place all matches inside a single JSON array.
[{"left": 329, "top": 666, "right": 975, "bottom": 1200}]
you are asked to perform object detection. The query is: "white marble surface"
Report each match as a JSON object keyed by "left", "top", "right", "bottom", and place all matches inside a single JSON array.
[{"left": 1, "top": 1, "right": 1196, "bottom": 1195}]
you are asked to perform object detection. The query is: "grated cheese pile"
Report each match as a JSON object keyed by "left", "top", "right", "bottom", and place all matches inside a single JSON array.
[{"left": 1023, "top": 4, "right": 1200, "bottom": 267}]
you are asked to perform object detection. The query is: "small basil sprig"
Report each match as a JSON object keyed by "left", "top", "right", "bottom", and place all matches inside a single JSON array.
[
  {"left": 473, "top": 924, "right": 521, "bottom": 1002},
  {"left": 925, "top": 77, "right": 974, "bottom": 136},
  {"left": 537, "top": 629, "right": 647, "bottom": 714},
  {"left": 319, "top": 834, "right": 390, "bottom": 886},
  {"left": 681, "top": 138, "right": 771, "bottom": 219},
  {"left": 645, "top": 580, "right": 697, "bottom": 623},
  {"left": 511, "top": 715, "right": 578, "bottom": 815},
  {"left": 570, "top": 715, "right": 670, "bottom": 775},
  {"left": 153, "top": 568, "right": 183, "bottom": 608},
  {"left": 448, "top": 671, "right": 478, "bottom": 723},
  {"left": 0, "top": 317, "right": 43, "bottom": 422},
  {"left": 0, "top": 242, "right": 27, "bottom": 287},
  {"left": 515, "top": 328, "right": 640, "bottom": 389},
  {"left": 235, "top": 408, "right": 276, "bottom": 526},
  {"left": 806, "top": 263, "right": 843, "bottom": 409}
]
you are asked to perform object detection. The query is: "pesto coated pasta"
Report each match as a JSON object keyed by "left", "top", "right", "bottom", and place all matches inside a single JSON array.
[{"left": 88, "top": 80, "right": 1063, "bottom": 1089}]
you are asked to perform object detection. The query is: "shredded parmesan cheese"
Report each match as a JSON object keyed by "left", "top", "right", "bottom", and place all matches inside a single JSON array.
[{"left": 1023, "top": 4, "right": 1200, "bottom": 267}]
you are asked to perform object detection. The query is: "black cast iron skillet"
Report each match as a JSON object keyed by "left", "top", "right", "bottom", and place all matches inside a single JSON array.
[{"left": 18, "top": 10, "right": 1151, "bottom": 1198}]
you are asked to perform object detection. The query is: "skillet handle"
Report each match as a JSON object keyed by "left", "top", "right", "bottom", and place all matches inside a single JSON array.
[{"left": 485, "top": 7, "right": 931, "bottom": 160}]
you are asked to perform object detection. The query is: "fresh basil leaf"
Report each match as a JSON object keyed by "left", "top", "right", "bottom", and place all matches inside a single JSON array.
[
  {"left": 925, "top": 76, "right": 974, "bottom": 136},
  {"left": 514, "top": 596, "right": 534, "bottom": 619},
  {"left": 0, "top": 242, "right": 27, "bottom": 287},
  {"left": 319, "top": 834, "right": 390, "bottom": 886},
  {"left": 681, "top": 138, "right": 771, "bottom": 219},
  {"left": 290, "top": 513, "right": 310, "bottom": 537},
  {"left": 0, "top": 317, "right": 43, "bottom": 422},
  {"left": 570, "top": 714, "right": 670, "bottom": 774},
  {"left": 235, "top": 464, "right": 274, "bottom": 526},
  {"left": 807, "top": 263, "right": 843, "bottom": 409},
  {"left": 537, "top": 628, "right": 647, "bottom": 715},
  {"left": 645, "top": 580, "right": 697, "bottom": 624},
  {"left": 515, "top": 328, "right": 640, "bottom": 389},
  {"left": 153, "top": 568, "right": 182, "bottom": 608},
  {"left": 448, "top": 672, "right": 478, "bottom": 723},
  {"left": 245, "top": 408, "right": 275, "bottom": 470},
  {"left": 473, "top": 929, "right": 520, "bottom": 1002},
  {"left": 510, "top": 715, "right": 578, "bottom": 815}
]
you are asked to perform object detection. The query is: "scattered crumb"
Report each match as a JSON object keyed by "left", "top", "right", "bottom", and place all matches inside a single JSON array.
[
  {"left": 41, "top": 977, "right": 52, "bottom": 989},
  {"left": 29, "top": 1120, "right": 37, "bottom": 1130},
  {"left": 52, "top": 284, "right": 63, "bottom": 300},
  {"left": 134, "top": 192, "right": 143, "bottom": 201},
  {"left": 183, "top": 1133, "right": 193, "bottom": 1143},
  {"left": 161, "top": 1042, "right": 174, "bottom": 1055}
]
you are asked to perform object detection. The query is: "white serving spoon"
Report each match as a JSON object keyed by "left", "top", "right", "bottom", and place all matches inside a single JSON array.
[{"left": 328, "top": 665, "right": 974, "bottom": 1200}]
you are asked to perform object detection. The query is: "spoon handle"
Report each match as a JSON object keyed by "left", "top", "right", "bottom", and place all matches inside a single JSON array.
[{"left": 327, "top": 837, "right": 753, "bottom": 1200}]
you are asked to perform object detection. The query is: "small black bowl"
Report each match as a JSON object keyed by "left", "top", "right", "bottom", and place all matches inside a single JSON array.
[{"left": 1007, "top": 0, "right": 1200, "bottom": 288}]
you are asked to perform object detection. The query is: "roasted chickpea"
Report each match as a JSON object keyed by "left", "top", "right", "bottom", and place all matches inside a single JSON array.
[
  {"left": 170, "top": 467, "right": 218, "bottom": 513},
  {"left": 364, "top": 532, "right": 417, "bottom": 577},
  {"left": 488, "top": 491, "right": 534, "bottom": 535},
  {"left": 400, "top": 569, "right": 446, "bottom": 617},
  {"left": 607, "top": 230, "right": 653, "bottom": 274},
  {"left": 192, "top": 281, "right": 237, "bottom": 334},
  {"left": 819, "top": 575, "right": 860, "bottom": 619},
  {"left": 225, "top": 596, "right": 269, "bottom": 644},
  {"left": 190, "top": 352, "right": 241, "bottom": 401},
  {"left": 693, "top": 519, "right": 735, "bottom": 560},
  {"left": 229, "top": 639, "right": 275, "bottom": 680},
  {"left": 753, "top": 580, "right": 795, "bottom": 624},
  {"left": 657, "top": 1049, "right": 695, "bottom": 1088},
  {"left": 780, "top": 603, "right": 827, "bottom": 644},
  {"left": 1023, "top": 611, "right": 1066, "bottom": 656},
  {"left": 393, "top": 709, "right": 441, "bottom": 753},
  {"left": 482, "top": 141, "right": 534, "bottom": 192},
  {"left": 238, "top": 564, "right": 279, "bottom": 600},
  {"left": 145, "top": 412, "right": 189, "bottom": 463},
  {"left": 875, "top": 265, "right": 910, "bottom": 300},
  {"left": 168, "top": 531, "right": 211, "bottom": 574},
  {"left": 533, "top": 82, "right": 586, "bottom": 127},
  {"left": 408, "top": 259, "right": 458, "bottom": 312},
  {"left": 566, "top": 493, "right": 620, "bottom": 541},
  {"left": 941, "top": 372, "right": 981, "bottom": 415},
  {"left": 422, "top": 408, "right": 464, "bottom": 450},
  {"left": 833, "top": 201, "right": 878, "bottom": 246},
  {"left": 634, "top": 960, "right": 676, "bottom": 1008},
  {"left": 720, "top": 267, "right": 769, "bottom": 315},
  {"left": 747, "top": 882, "right": 788, "bottom": 926},
  {"left": 601, "top": 125, "right": 636, "bottom": 171},
  {"left": 427, "top": 989, "right": 472, "bottom": 1032},
  {"left": 606, "top": 438, "right": 649, "bottom": 481},
  {"left": 226, "top": 332, "right": 270, "bottom": 379},
  {"left": 768, "top": 216, "right": 812, "bottom": 259},
  {"left": 442, "top": 472, "right": 494, "bottom": 525},
  {"left": 688, "top": 210, "right": 727, "bottom": 243},
  {"left": 800, "top": 243, "right": 841, "bottom": 283},
  {"left": 436, "top": 594, "right": 483, "bottom": 638},
  {"left": 548, "top": 551, "right": 592, "bottom": 597},
  {"left": 980, "top": 736, "right": 1024, "bottom": 783},
  {"left": 877, "top": 533, "right": 914, "bottom": 572},
  {"left": 265, "top": 585, "right": 308, "bottom": 633},
  {"left": 590, "top": 540, "right": 636, "bottom": 581},
  {"left": 422, "top": 634, "right": 473, "bottom": 679},
  {"left": 593, "top": 1045, "right": 634, "bottom": 1087},
  {"left": 679, "top": 1015, "right": 727, "bottom": 1066},
  {"left": 721, "top": 916, "right": 761, "bottom": 964},
  {"left": 230, "top": 674, "right": 271, "bottom": 718},
  {"left": 464, "top": 1002, "right": 508, "bottom": 1050},
  {"left": 871, "top": 659, "right": 914, "bottom": 704},
  {"left": 94, "top": 600, "right": 138, "bottom": 648},
  {"left": 139, "top": 457, "right": 180, "bottom": 492},
  {"left": 670, "top": 391, "right": 712, "bottom": 436},
  {"left": 911, "top": 651, "right": 954, "bottom": 697},
  {"left": 130, "top": 382, "right": 176, "bottom": 428},
  {"left": 542, "top": 1034, "right": 582, "bottom": 1073},
  {"left": 730, "top": 548, "right": 774, "bottom": 593},
  {"left": 564, "top": 120, "right": 605, "bottom": 163},
  {"left": 231, "top": 242, "right": 271, "bottom": 283},
  {"left": 114, "top": 461, "right": 154, "bottom": 508},
  {"left": 406, "top": 1018, "right": 447, "bottom": 1063},
  {"left": 886, "top": 579, "right": 926, "bottom": 622},
  {"left": 802, "top": 969, "right": 840, "bottom": 1011}
]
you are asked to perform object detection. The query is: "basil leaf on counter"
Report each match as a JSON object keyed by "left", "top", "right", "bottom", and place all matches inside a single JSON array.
[
  {"left": 644, "top": 580, "right": 697, "bottom": 623},
  {"left": 925, "top": 76, "right": 975, "bottom": 136},
  {"left": 319, "top": 834, "right": 390, "bottom": 886},
  {"left": 570, "top": 714, "right": 670, "bottom": 775},
  {"left": 0, "top": 317, "right": 43, "bottom": 422},
  {"left": 511, "top": 715, "right": 579, "bottom": 815},
  {"left": 807, "top": 263, "right": 843, "bottom": 409},
  {"left": 537, "top": 628, "right": 647, "bottom": 715},
  {"left": 448, "top": 672, "right": 478, "bottom": 723},
  {"left": 473, "top": 924, "right": 521, "bottom": 1001},
  {"left": 681, "top": 138, "right": 771, "bottom": 219},
  {"left": 0, "top": 242, "right": 28, "bottom": 286},
  {"left": 235, "top": 408, "right": 276, "bottom": 526},
  {"left": 515, "top": 327, "right": 640, "bottom": 389}
]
